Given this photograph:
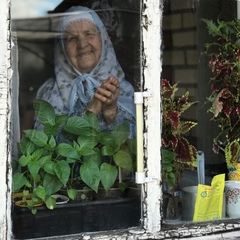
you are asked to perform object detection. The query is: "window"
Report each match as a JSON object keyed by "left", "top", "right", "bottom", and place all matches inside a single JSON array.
[
  {"left": 10, "top": 1, "right": 151, "bottom": 239},
  {"left": 0, "top": 0, "right": 239, "bottom": 239}
]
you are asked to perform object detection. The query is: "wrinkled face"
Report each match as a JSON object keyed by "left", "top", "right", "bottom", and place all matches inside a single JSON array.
[{"left": 64, "top": 21, "right": 102, "bottom": 73}]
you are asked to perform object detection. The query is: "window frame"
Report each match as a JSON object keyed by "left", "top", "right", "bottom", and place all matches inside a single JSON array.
[
  {"left": 0, "top": 0, "right": 12, "bottom": 238},
  {"left": 1, "top": 0, "right": 240, "bottom": 239}
]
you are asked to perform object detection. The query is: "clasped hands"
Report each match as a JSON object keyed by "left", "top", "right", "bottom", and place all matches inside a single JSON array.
[{"left": 86, "top": 76, "right": 120, "bottom": 124}]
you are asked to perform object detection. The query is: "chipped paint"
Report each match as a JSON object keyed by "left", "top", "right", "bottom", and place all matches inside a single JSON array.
[{"left": 0, "top": 0, "right": 12, "bottom": 239}]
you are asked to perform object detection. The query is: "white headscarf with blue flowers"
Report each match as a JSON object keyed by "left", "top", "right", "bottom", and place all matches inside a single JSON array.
[{"left": 37, "top": 6, "right": 135, "bottom": 131}]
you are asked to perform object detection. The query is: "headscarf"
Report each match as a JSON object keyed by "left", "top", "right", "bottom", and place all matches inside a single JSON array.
[{"left": 37, "top": 6, "right": 135, "bottom": 123}]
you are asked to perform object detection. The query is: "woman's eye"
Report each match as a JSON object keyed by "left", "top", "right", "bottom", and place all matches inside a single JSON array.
[
  {"left": 85, "top": 33, "right": 94, "bottom": 37},
  {"left": 85, "top": 31, "right": 99, "bottom": 38},
  {"left": 66, "top": 36, "right": 77, "bottom": 43}
]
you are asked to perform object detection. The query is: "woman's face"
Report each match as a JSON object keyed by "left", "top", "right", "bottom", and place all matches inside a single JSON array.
[{"left": 64, "top": 21, "right": 102, "bottom": 73}]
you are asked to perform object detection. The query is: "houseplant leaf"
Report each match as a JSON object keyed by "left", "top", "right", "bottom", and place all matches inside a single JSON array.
[
  {"left": 77, "top": 135, "right": 99, "bottom": 149},
  {"left": 80, "top": 160, "right": 100, "bottom": 193},
  {"left": 45, "top": 196, "right": 56, "bottom": 210},
  {"left": 83, "top": 111, "right": 100, "bottom": 130},
  {"left": 12, "top": 173, "right": 27, "bottom": 191},
  {"left": 54, "top": 160, "right": 71, "bottom": 186},
  {"left": 33, "top": 99, "right": 56, "bottom": 125},
  {"left": 39, "top": 155, "right": 51, "bottom": 167},
  {"left": 18, "top": 137, "right": 36, "bottom": 155},
  {"left": 111, "top": 121, "right": 130, "bottom": 146},
  {"left": 113, "top": 150, "right": 133, "bottom": 171},
  {"left": 43, "top": 123, "right": 62, "bottom": 138},
  {"left": 19, "top": 155, "right": 31, "bottom": 167},
  {"left": 43, "top": 173, "right": 63, "bottom": 196},
  {"left": 126, "top": 138, "right": 136, "bottom": 155},
  {"left": 99, "top": 132, "right": 118, "bottom": 149},
  {"left": 101, "top": 145, "right": 115, "bottom": 156},
  {"left": 67, "top": 188, "right": 77, "bottom": 200},
  {"left": 43, "top": 161, "right": 55, "bottom": 175},
  {"left": 34, "top": 186, "right": 46, "bottom": 200},
  {"left": 99, "top": 163, "right": 118, "bottom": 191},
  {"left": 56, "top": 143, "right": 80, "bottom": 159},
  {"left": 64, "top": 116, "right": 90, "bottom": 133},
  {"left": 28, "top": 159, "right": 41, "bottom": 178},
  {"left": 55, "top": 114, "right": 68, "bottom": 126},
  {"left": 78, "top": 146, "right": 97, "bottom": 156},
  {"left": 82, "top": 152, "right": 101, "bottom": 166},
  {"left": 24, "top": 129, "right": 48, "bottom": 147}
]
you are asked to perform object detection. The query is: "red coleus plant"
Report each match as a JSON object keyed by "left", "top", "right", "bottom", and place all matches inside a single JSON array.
[
  {"left": 204, "top": 19, "right": 240, "bottom": 167},
  {"left": 161, "top": 79, "right": 198, "bottom": 186}
]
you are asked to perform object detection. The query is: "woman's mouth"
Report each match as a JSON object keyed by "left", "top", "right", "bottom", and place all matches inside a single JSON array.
[{"left": 78, "top": 51, "right": 92, "bottom": 57}]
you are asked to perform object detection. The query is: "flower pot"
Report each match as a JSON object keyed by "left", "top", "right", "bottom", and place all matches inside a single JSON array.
[
  {"left": 124, "top": 181, "right": 141, "bottom": 198},
  {"left": 125, "top": 185, "right": 141, "bottom": 198},
  {"left": 51, "top": 194, "right": 69, "bottom": 205},
  {"left": 181, "top": 186, "right": 198, "bottom": 221},
  {"left": 225, "top": 180, "right": 240, "bottom": 218},
  {"left": 12, "top": 191, "right": 31, "bottom": 202},
  {"left": 13, "top": 191, "right": 44, "bottom": 208},
  {"left": 58, "top": 180, "right": 94, "bottom": 202},
  {"left": 59, "top": 186, "right": 94, "bottom": 202},
  {"left": 228, "top": 163, "right": 240, "bottom": 180},
  {"left": 94, "top": 186, "right": 124, "bottom": 200},
  {"left": 15, "top": 199, "right": 44, "bottom": 208},
  {"left": 163, "top": 190, "right": 181, "bottom": 223}
]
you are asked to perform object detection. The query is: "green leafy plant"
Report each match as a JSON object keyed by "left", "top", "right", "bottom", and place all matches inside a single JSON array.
[
  {"left": 12, "top": 100, "right": 70, "bottom": 213},
  {"left": 63, "top": 113, "right": 136, "bottom": 193},
  {"left": 161, "top": 79, "right": 198, "bottom": 186},
  {"left": 203, "top": 19, "right": 240, "bottom": 167},
  {"left": 12, "top": 99, "right": 136, "bottom": 213}
]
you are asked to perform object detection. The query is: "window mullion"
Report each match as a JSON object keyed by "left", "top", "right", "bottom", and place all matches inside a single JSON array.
[{"left": 141, "top": 0, "right": 162, "bottom": 233}]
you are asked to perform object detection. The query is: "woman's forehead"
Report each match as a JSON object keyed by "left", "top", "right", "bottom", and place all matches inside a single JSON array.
[{"left": 65, "top": 20, "right": 98, "bottom": 33}]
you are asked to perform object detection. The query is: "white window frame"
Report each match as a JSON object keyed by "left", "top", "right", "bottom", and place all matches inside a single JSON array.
[{"left": 1, "top": 0, "right": 240, "bottom": 239}]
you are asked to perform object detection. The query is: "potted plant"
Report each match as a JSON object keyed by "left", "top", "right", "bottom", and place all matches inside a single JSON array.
[
  {"left": 62, "top": 111, "right": 136, "bottom": 199},
  {"left": 12, "top": 100, "right": 72, "bottom": 213},
  {"left": 161, "top": 79, "right": 198, "bottom": 187},
  {"left": 13, "top": 99, "right": 136, "bottom": 212},
  {"left": 12, "top": 101, "right": 140, "bottom": 239},
  {"left": 203, "top": 19, "right": 240, "bottom": 178},
  {"left": 161, "top": 79, "right": 198, "bottom": 220}
]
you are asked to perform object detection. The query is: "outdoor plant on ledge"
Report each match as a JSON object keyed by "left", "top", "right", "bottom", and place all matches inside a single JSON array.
[
  {"left": 161, "top": 79, "right": 198, "bottom": 187},
  {"left": 203, "top": 19, "right": 240, "bottom": 168}
]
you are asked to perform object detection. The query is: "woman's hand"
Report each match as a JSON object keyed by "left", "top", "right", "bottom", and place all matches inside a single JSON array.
[
  {"left": 94, "top": 76, "right": 120, "bottom": 124},
  {"left": 85, "top": 97, "right": 102, "bottom": 116}
]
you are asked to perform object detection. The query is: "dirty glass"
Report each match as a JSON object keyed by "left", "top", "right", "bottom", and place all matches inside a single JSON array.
[{"left": 11, "top": 0, "right": 141, "bottom": 238}]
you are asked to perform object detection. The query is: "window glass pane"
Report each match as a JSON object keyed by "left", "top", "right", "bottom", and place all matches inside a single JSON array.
[
  {"left": 162, "top": 0, "right": 239, "bottom": 225},
  {"left": 11, "top": 1, "right": 141, "bottom": 238}
]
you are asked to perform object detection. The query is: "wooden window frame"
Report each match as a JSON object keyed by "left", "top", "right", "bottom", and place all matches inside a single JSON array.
[{"left": 1, "top": 0, "right": 240, "bottom": 239}]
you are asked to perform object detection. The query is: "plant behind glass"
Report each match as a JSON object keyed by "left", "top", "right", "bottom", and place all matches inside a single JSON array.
[
  {"left": 161, "top": 79, "right": 198, "bottom": 187},
  {"left": 203, "top": 19, "right": 240, "bottom": 167},
  {"left": 13, "top": 99, "right": 136, "bottom": 213}
]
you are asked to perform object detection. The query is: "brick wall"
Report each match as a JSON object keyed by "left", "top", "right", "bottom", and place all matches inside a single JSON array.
[{"left": 162, "top": 0, "right": 198, "bottom": 142}]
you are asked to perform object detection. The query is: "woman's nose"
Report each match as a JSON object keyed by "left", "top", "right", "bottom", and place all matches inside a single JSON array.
[{"left": 77, "top": 36, "right": 88, "bottom": 48}]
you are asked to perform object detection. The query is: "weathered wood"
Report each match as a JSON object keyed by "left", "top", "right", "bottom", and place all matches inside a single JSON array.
[
  {"left": 141, "top": 0, "right": 162, "bottom": 234},
  {"left": 0, "top": 0, "right": 12, "bottom": 239},
  {"left": 3, "top": 0, "right": 240, "bottom": 239}
]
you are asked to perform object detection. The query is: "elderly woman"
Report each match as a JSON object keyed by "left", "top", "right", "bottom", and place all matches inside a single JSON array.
[{"left": 36, "top": 6, "right": 135, "bottom": 135}]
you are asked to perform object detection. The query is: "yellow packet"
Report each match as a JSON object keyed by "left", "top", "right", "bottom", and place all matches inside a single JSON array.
[{"left": 193, "top": 173, "right": 225, "bottom": 222}]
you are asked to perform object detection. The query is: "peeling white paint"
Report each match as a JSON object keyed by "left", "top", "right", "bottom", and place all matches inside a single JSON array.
[
  {"left": 0, "top": 0, "right": 12, "bottom": 239},
  {"left": 141, "top": 0, "right": 162, "bottom": 234}
]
